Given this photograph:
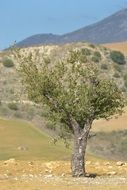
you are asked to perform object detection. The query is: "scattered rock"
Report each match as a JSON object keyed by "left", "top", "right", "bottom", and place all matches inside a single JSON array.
[
  {"left": 28, "top": 161, "right": 34, "bottom": 166},
  {"left": 104, "top": 162, "right": 110, "bottom": 166},
  {"left": 44, "top": 174, "right": 53, "bottom": 178},
  {"left": 4, "top": 158, "right": 16, "bottom": 165},
  {"left": 107, "top": 171, "right": 117, "bottom": 175},
  {"left": 3, "top": 174, "right": 9, "bottom": 178},
  {"left": 45, "top": 162, "right": 54, "bottom": 170},
  {"left": 17, "top": 146, "right": 29, "bottom": 151},
  {"left": 61, "top": 173, "right": 65, "bottom": 177},
  {"left": 29, "top": 174, "right": 34, "bottom": 178},
  {"left": 45, "top": 169, "right": 52, "bottom": 174},
  {"left": 0, "top": 174, "right": 8, "bottom": 180},
  {"left": 86, "top": 161, "right": 92, "bottom": 165},
  {"left": 116, "top": 161, "right": 125, "bottom": 166}
]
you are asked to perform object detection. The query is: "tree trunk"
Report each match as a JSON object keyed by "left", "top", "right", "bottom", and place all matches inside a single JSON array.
[
  {"left": 71, "top": 120, "right": 91, "bottom": 177},
  {"left": 71, "top": 133, "right": 87, "bottom": 177}
]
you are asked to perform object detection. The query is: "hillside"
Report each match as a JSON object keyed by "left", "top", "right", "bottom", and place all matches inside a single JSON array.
[
  {"left": 0, "top": 42, "right": 127, "bottom": 161},
  {"left": 16, "top": 8, "right": 127, "bottom": 47},
  {"left": 0, "top": 118, "right": 70, "bottom": 160},
  {"left": 0, "top": 42, "right": 127, "bottom": 122}
]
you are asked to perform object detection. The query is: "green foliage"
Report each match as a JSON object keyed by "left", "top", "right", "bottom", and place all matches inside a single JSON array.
[
  {"left": 124, "top": 80, "right": 127, "bottom": 88},
  {"left": 113, "top": 72, "right": 120, "bottom": 78},
  {"left": 89, "top": 44, "right": 95, "bottom": 48},
  {"left": 123, "top": 73, "right": 127, "bottom": 81},
  {"left": 91, "top": 51, "right": 101, "bottom": 63},
  {"left": 123, "top": 74, "right": 127, "bottom": 88},
  {"left": 110, "top": 51, "right": 125, "bottom": 65},
  {"left": 101, "top": 63, "right": 108, "bottom": 70},
  {"left": 18, "top": 49, "right": 125, "bottom": 131},
  {"left": 8, "top": 102, "right": 18, "bottom": 111},
  {"left": 2, "top": 57, "right": 14, "bottom": 68},
  {"left": 81, "top": 48, "right": 91, "bottom": 56},
  {"left": 121, "top": 86, "right": 126, "bottom": 92},
  {"left": 113, "top": 64, "right": 122, "bottom": 72},
  {"left": 94, "top": 51, "right": 101, "bottom": 58}
]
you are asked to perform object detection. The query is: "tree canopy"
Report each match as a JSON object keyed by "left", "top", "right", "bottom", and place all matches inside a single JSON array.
[{"left": 19, "top": 49, "right": 125, "bottom": 130}]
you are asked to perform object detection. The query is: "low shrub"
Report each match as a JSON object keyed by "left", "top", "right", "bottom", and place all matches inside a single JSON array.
[
  {"left": 123, "top": 73, "right": 127, "bottom": 81},
  {"left": 89, "top": 44, "right": 95, "bottom": 48},
  {"left": 101, "top": 63, "right": 108, "bottom": 70},
  {"left": 2, "top": 57, "right": 14, "bottom": 68},
  {"left": 110, "top": 51, "right": 125, "bottom": 65},
  {"left": 113, "top": 72, "right": 120, "bottom": 78},
  {"left": 81, "top": 48, "right": 91, "bottom": 56},
  {"left": 124, "top": 80, "right": 127, "bottom": 88},
  {"left": 92, "top": 51, "right": 101, "bottom": 63},
  {"left": 121, "top": 86, "right": 126, "bottom": 92},
  {"left": 8, "top": 103, "right": 18, "bottom": 111},
  {"left": 113, "top": 64, "right": 122, "bottom": 72}
]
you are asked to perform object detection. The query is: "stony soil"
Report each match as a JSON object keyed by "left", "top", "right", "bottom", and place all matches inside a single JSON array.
[{"left": 0, "top": 159, "right": 127, "bottom": 190}]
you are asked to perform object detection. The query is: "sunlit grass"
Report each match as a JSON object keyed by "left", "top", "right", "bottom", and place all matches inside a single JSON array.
[{"left": 0, "top": 118, "right": 71, "bottom": 160}]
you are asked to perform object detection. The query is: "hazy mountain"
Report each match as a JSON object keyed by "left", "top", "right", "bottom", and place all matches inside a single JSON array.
[{"left": 17, "top": 8, "right": 127, "bottom": 47}]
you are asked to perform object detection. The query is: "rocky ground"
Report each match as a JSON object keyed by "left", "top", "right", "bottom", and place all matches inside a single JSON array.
[{"left": 0, "top": 159, "right": 127, "bottom": 190}]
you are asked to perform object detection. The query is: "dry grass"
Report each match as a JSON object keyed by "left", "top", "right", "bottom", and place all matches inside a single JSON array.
[
  {"left": 92, "top": 111, "right": 127, "bottom": 132},
  {"left": 104, "top": 42, "right": 127, "bottom": 54},
  {"left": 0, "top": 118, "right": 71, "bottom": 161}
]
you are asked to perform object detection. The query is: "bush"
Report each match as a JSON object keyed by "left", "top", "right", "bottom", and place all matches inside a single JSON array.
[
  {"left": 91, "top": 51, "right": 102, "bottom": 63},
  {"left": 113, "top": 72, "right": 120, "bottom": 78},
  {"left": 8, "top": 103, "right": 18, "bottom": 110},
  {"left": 94, "top": 51, "right": 101, "bottom": 58},
  {"left": 123, "top": 73, "right": 127, "bottom": 81},
  {"left": 124, "top": 80, "right": 127, "bottom": 88},
  {"left": 81, "top": 48, "right": 91, "bottom": 56},
  {"left": 101, "top": 63, "right": 108, "bottom": 70},
  {"left": 121, "top": 86, "right": 126, "bottom": 92},
  {"left": 89, "top": 44, "right": 95, "bottom": 48},
  {"left": 14, "top": 112, "right": 22, "bottom": 118},
  {"left": 113, "top": 64, "right": 122, "bottom": 72},
  {"left": 2, "top": 57, "right": 14, "bottom": 68},
  {"left": 110, "top": 51, "right": 125, "bottom": 65},
  {"left": 79, "top": 55, "right": 87, "bottom": 63}
]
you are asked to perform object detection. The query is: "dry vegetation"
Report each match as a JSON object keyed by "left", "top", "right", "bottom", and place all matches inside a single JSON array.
[{"left": 104, "top": 42, "right": 127, "bottom": 55}]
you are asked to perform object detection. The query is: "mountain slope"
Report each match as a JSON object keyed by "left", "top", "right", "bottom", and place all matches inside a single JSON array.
[
  {"left": 17, "top": 8, "right": 127, "bottom": 47},
  {"left": 17, "top": 33, "right": 60, "bottom": 47},
  {"left": 61, "top": 8, "right": 127, "bottom": 44}
]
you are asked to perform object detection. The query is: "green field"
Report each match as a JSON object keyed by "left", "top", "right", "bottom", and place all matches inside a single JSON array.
[{"left": 0, "top": 118, "right": 71, "bottom": 160}]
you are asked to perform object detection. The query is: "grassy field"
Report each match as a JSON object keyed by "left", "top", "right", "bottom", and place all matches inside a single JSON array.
[
  {"left": 0, "top": 118, "right": 71, "bottom": 161},
  {"left": 0, "top": 112, "right": 127, "bottom": 161}
]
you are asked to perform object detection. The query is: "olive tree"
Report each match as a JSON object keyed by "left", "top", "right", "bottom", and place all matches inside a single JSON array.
[{"left": 17, "top": 49, "right": 125, "bottom": 177}]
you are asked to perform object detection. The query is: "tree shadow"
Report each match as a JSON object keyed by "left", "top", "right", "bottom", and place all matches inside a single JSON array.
[{"left": 85, "top": 173, "right": 98, "bottom": 178}]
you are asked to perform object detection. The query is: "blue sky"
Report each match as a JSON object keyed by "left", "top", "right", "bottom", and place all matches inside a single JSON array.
[{"left": 0, "top": 0, "right": 127, "bottom": 49}]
